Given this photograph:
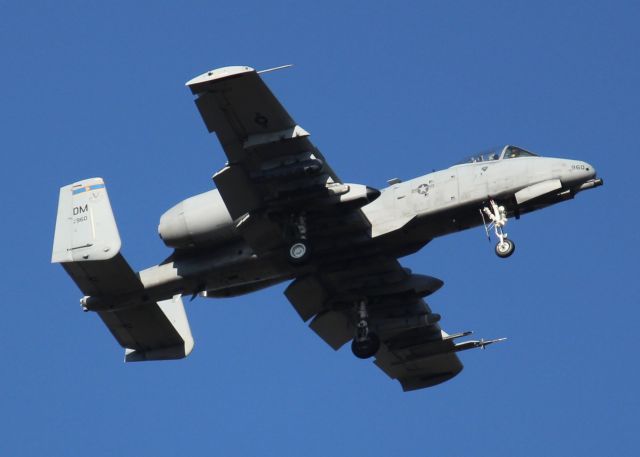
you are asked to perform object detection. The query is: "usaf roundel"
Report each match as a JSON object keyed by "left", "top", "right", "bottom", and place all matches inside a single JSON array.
[{"left": 416, "top": 183, "right": 430, "bottom": 196}]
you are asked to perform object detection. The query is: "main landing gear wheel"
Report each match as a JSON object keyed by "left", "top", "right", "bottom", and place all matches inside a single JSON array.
[
  {"left": 287, "top": 239, "right": 310, "bottom": 264},
  {"left": 495, "top": 238, "right": 515, "bottom": 258},
  {"left": 351, "top": 333, "right": 380, "bottom": 359},
  {"left": 286, "top": 213, "right": 311, "bottom": 264},
  {"left": 351, "top": 300, "right": 380, "bottom": 359}
]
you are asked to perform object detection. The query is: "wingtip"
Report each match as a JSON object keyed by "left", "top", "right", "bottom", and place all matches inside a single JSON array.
[{"left": 185, "top": 65, "right": 255, "bottom": 91}]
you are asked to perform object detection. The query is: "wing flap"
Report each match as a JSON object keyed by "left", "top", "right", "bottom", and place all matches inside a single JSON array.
[
  {"left": 309, "top": 310, "right": 352, "bottom": 350},
  {"left": 213, "top": 165, "right": 263, "bottom": 220},
  {"left": 284, "top": 275, "right": 328, "bottom": 322}
]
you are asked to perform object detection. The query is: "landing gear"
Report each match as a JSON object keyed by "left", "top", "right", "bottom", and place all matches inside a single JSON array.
[
  {"left": 286, "top": 213, "right": 311, "bottom": 264},
  {"left": 482, "top": 200, "right": 515, "bottom": 259},
  {"left": 287, "top": 239, "right": 310, "bottom": 263},
  {"left": 351, "top": 300, "right": 380, "bottom": 359},
  {"left": 352, "top": 333, "right": 380, "bottom": 359},
  {"left": 495, "top": 238, "right": 515, "bottom": 258}
]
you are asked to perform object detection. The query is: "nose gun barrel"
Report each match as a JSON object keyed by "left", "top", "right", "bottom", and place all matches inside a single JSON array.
[{"left": 576, "top": 178, "right": 603, "bottom": 191}]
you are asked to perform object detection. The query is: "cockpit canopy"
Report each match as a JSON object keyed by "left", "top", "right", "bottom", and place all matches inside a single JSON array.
[{"left": 454, "top": 145, "right": 537, "bottom": 165}]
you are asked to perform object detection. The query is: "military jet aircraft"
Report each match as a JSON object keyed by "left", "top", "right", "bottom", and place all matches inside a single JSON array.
[{"left": 52, "top": 65, "right": 603, "bottom": 391}]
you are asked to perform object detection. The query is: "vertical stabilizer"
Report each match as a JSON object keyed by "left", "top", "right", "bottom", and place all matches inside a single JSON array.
[
  {"left": 52, "top": 177, "right": 141, "bottom": 297},
  {"left": 52, "top": 177, "right": 121, "bottom": 263}
]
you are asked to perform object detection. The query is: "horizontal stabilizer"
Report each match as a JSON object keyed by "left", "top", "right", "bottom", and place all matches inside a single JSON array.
[
  {"left": 52, "top": 179, "right": 194, "bottom": 360},
  {"left": 99, "top": 294, "right": 195, "bottom": 362},
  {"left": 62, "top": 254, "right": 142, "bottom": 297}
]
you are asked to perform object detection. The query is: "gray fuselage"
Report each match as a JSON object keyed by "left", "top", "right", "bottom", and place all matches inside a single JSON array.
[{"left": 132, "top": 151, "right": 599, "bottom": 306}]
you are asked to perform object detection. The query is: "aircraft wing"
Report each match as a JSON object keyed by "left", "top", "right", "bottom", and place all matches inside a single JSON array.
[
  {"left": 285, "top": 258, "right": 473, "bottom": 391},
  {"left": 186, "top": 66, "right": 374, "bottom": 257}
]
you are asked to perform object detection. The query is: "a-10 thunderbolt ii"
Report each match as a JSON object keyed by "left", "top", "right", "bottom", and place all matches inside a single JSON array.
[{"left": 52, "top": 65, "right": 603, "bottom": 391}]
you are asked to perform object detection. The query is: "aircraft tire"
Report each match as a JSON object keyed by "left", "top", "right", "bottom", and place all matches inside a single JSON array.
[
  {"left": 287, "top": 239, "right": 311, "bottom": 264},
  {"left": 351, "top": 333, "right": 381, "bottom": 359},
  {"left": 495, "top": 239, "right": 515, "bottom": 258}
]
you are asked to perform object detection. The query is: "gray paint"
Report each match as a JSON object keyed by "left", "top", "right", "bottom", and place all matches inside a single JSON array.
[{"left": 52, "top": 66, "right": 602, "bottom": 391}]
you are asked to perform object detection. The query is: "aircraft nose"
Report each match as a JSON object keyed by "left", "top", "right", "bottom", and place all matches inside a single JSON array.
[
  {"left": 569, "top": 160, "right": 596, "bottom": 183},
  {"left": 582, "top": 161, "right": 596, "bottom": 180},
  {"left": 584, "top": 161, "right": 596, "bottom": 178},
  {"left": 573, "top": 160, "right": 603, "bottom": 193}
]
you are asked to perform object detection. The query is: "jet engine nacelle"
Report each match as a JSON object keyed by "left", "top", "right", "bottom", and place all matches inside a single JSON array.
[{"left": 158, "top": 189, "right": 237, "bottom": 248}]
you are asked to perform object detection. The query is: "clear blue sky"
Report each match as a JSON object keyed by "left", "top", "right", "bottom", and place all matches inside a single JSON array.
[{"left": 1, "top": 1, "right": 638, "bottom": 455}]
